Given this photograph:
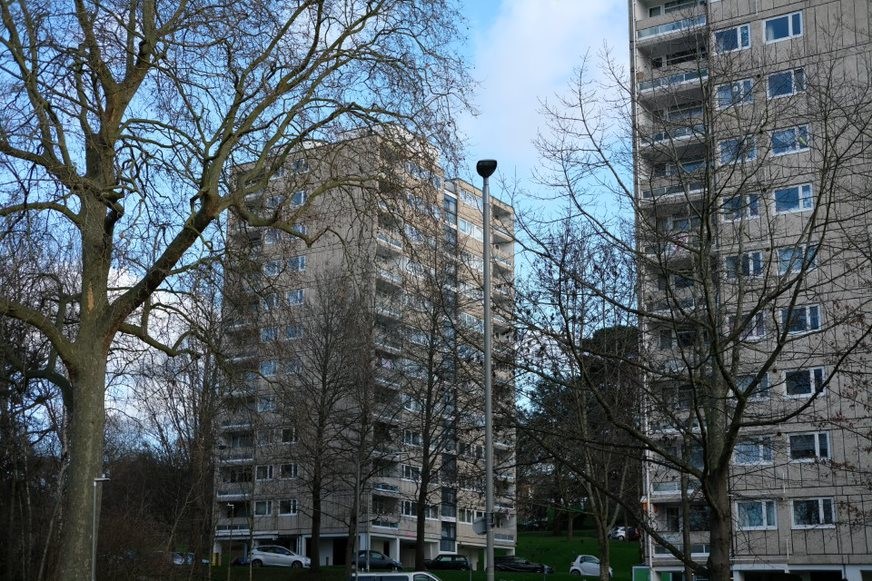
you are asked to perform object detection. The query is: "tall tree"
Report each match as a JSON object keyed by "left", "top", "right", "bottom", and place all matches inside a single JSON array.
[{"left": 0, "top": 2, "right": 470, "bottom": 578}]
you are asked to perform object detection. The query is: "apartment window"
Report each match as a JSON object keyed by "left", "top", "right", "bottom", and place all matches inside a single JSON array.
[
  {"left": 263, "top": 229, "right": 282, "bottom": 246},
  {"left": 725, "top": 251, "right": 764, "bottom": 279},
  {"left": 765, "top": 12, "right": 803, "bottom": 43},
  {"left": 254, "top": 500, "right": 273, "bottom": 516},
  {"left": 260, "top": 326, "right": 277, "bottom": 343},
  {"left": 261, "top": 294, "right": 278, "bottom": 311},
  {"left": 789, "top": 432, "right": 830, "bottom": 461},
  {"left": 723, "top": 193, "right": 760, "bottom": 221},
  {"left": 279, "top": 499, "right": 298, "bottom": 515},
  {"left": 649, "top": 5, "right": 662, "bottom": 16},
  {"left": 768, "top": 68, "right": 805, "bottom": 98},
  {"left": 403, "top": 394, "right": 423, "bottom": 412},
  {"left": 281, "top": 427, "right": 298, "bottom": 443},
  {"left": 737, "top": 374, "right": 771, "bottom": 399},
  {"left": 403, "top": 430, "right": 423, "bottom": 447},
  {"left": 716, "top": 79, "right": 753, "bottom": 108},
  {"left": 287, "top": 289, "right": 304, "bottom": 305},
  {"left": 774, "top": 184, "right": 813, "bottom": 213},
  {"left": 715, "top": 24, "right": 750, "bottom": 52},
  {"left": 291, "top": 158, "right": 309, "bottom": 173},
  {"left": 729, "top": 312, "right": 766, "bottom": 340},
  {"left": 402, "top": 464, "right": 421, "bottom": 481},
  {"left": 792, "top": 498, "right": 834, "bottom": 528},
  {"left": 737, "top": 500, "right": 777, "bottom": 530},
  {"left": 778, "top": 244, "right": 817, "bottom": 274},
  {"left": 290, "top": 190, "right": 307, "bottom": 206},
  {"left": 279, "top": 463, "right": 298, "bottom": 478},
  {"left": 401, "top": 500, "right": 418, "bottom": 517},
  {"left": 285, "top": 325, "right": 303, "bottom": 340},
  {"left": 424, "top": 504, "right": 439, "bottom": 519},
  {"left": 288, "top": 255, "right": 307, "bottom": 272},
  {"left": 459, "top": 218, "right": 483, "bottom": 241},
  {"left": 259, "top": 360, "right": 278, "bottom": 377},
  {"left": 771, "top": 125, "right": 810, "bottom": 155},
  {"left": 734, "top": 436, "right": 773, "bottom": 465},
  {"left": 257, "top": 396, "right": 275, "bottom": 412},
  {"left": 719, "top": 136, "right": 757, "bottom": 164},
  {"left": 255, "top": 465, "right": 274, "bottom": 480},
  {"left": 263, "top": 260, "right": 281, "bottom": 277},
  {"left": 781, "top": 305, "right": 821, "bottom": 334},
  {"left": 785, "top": 367, "right": 825, "bottom": 396}
]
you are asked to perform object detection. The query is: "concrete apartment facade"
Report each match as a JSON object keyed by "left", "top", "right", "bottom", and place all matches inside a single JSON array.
[
  {"left": 212, "top": 133, "right": 516, "bottom": 568},
  {"left": 630, "top": 2, "right": 872, "bottom": 581}
]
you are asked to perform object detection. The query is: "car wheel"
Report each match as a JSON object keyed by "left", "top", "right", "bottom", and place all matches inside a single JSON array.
[
  {"left": 571, "top": 570, "right": 581, "bottom": 576},
  {"left": 292, "top": 561, "right": 302, "bottom": 568},
  {"left": 251, "top": 560, "right": 262, "bottom": 568}
]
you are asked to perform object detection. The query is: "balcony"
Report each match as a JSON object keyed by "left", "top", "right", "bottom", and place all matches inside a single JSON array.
[
  {"left": 640, "top": 181, "right": 704, "bottom": 201},
  {"left": 218, "top": 448, "right": 255, "bottom": 464},
  {"left": 637, "top": 14, "right": 705, "bottom": 41},
  {"left": 377, "top": 230, "right": 403, "bottom": 254},
  {"left": 643, "top": 122, "right": 705, "bottom": 147},
  {"left": 637, "top": 68, "right": 707, "bottom": 93},
  {"left": 372, "top": 517, "right": 400, "bottom": 529},
  {"left": 372, "top": 482, "right": 401, "bottom": 495}
]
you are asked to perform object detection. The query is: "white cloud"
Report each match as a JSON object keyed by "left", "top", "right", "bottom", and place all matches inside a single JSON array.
[{"left": 459, "top": 0, "right": 628, "bottom": 185}]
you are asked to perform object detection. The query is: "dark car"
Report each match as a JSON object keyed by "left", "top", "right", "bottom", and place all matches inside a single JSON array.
[
  {"left": 355, "top": 550, "right": 403, "bottom": 571},
  {"left": 495, "top": 555, "right": 553, "bottom": 573},
  {"left": 424, "top": 553, "right": 471, "bottom": 571}
]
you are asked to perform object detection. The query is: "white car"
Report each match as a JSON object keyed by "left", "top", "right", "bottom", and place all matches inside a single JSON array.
[
  {"left": 249, "top": 545, "right": 310, "bottom": 568},
  {"left": 570, "top": 555, "right": 612, "bottom": 577}
]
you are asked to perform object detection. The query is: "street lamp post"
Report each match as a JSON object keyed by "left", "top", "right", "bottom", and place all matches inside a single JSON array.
[
  {"left": 92, "top": 474, "right": 110, "bottom": 581},
  {"left": 476, "top": 159, "right": 497, "bottom": 581}
]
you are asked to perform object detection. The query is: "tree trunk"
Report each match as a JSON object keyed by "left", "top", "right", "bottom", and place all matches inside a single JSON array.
[
  {"left": 595, "top": 520, "right": 611, "bottom": 581},
  {"left": 311, "top": 464, "right": 322, "bottom": 571},
  {"left": 414, "top": 475, "right": 430, "bottom": 570},
  {"left": 706, "top": 468, "right": 732, "bottom": 581},
  {"left": 59, "top": 354, "right": 107, "bottom": 581}
]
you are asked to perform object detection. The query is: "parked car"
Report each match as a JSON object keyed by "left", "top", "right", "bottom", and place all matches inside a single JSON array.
[
  {"left": 424, "top": 553, "right": 471, "bottom": 571},
  {"left": 607, "top": 526, "right": 628, "bottom": 541},
  {"left": 354, "top": 550, "right": 404, "bottom": 571},
  {"left": 570, "top": 555, "right": 612, "bottom": 577},
  {"left": 249, "top": 545, "right": 310, "bottom": 568},
  {"left": 353, "top": 573, "right": 443, "bottom": 581},
  {"left": 495, "top": 555, "right": 553, "bottom": 573}
]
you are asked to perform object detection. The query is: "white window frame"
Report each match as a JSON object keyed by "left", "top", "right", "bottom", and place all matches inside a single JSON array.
[
  {"left": 788, "top": 432, "right": 830, "bottom": 462},
  {"left": 771, "top": 125, "right": 810, "bottom": 156},
  {"left": 737, "top": 500, "right": 777, "bottom": 530},
  {"left": 256, "top": 396, "right": 275, "bottom": 412},
  {"left": 263, "top": 260, "right": 281, "bottom": 277},
  {"left": 722, "top": 192, "right": 760, "bottom": 221},
  {"left": 734, "top": 436, "right": 773, "bottom": 465},
  {"left": 403, "top": 430, "right": 422, "bottom": 447},
  {"left": 259, "top": 360, "right": 278, "bottom": 377},
  {"left": 290, "top": 190, "right": 307, "bottom": 206},
  {"left": 728, "top": 312, "right": 766, "bottom": 341},
  {"left": 253, "top": 500, "right": 273, "bottom": 516},
  {"left": 281, "top": 427, "right": 298, "bottom": 444},
  {"left": 401, "top": 464, "right": 421, "bottom": 481},
  {"left": 725, "top": 251, "right": 764, "bottom": 279},
  {"left": 285, "top": 325, "right": 303, "bottom": 340},
  {"left": 279, "top": 463, "right": 299, "bottom": 479},
  {"left": 279, "top": 499, "right": 298, "bottom": 515},
  {"left": 774, "top": 183, "right": 814, "bottom": 213},
  {"left": 715, "top": 23, "right": 751, "bottom": 53},
  {"left": 784, "top": 367, "right": 825, "bottom": 397},
  {"left": 260, "top": 326, "right": 277, "bottom": 343},
  {"left": 288, "top": 255, "right": 307, "bottom": 272},
  {"left": 719, "top": 136, "right": 757, "bottom": 165},
  {"left": 255, "top": 465, "right": 274, "bottom": 481},
  {"left": 791, "top": 498, "right": 835, "bottom": 529},
  {"left": 403, "top": 394, "right": 423, "bottom": 412},
  {"left": 764, "top": 12, "right": 803, "bottom": 44},
  {"left": 287, "top": 289, "right": 304, "bottom": 305},
  {"left": 767, "top": 68, "right": 805, "bottom": 99},
  {"left": 401, "top": 500, "right": 417, "bottom": 517},
  {"left": 777, "top": 244, "right": 817, "bottom": 274},
  {"left": 781, "top": 304, "right": 821, "bottom": 335},
  {"left": 716, "top": 78, "right": 754, "bottom": 108}
]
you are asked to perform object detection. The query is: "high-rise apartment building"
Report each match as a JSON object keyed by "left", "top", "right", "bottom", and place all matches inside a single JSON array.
[
  {"left": 212, "top": 133, "right": 516, "bottom": 568},
  {"left": 631, "top": 2, "right": 872, "bottom": 581}
]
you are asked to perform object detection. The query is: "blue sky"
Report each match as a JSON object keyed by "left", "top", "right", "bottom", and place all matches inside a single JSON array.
[{"left": 454, "top": 0, "right": 629, "bottom": 193}]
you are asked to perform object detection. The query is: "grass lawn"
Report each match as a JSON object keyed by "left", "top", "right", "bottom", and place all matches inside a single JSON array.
[{"left": 204, "top": 532, "right": 643, "bottom": 581}]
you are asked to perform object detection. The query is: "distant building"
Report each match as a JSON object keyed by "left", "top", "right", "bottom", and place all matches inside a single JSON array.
[{"left": 213, "top": 132, "right": 516, "bottom": 568}]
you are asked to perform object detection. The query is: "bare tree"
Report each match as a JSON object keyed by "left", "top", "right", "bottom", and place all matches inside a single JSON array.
[
  {"left": 0, "top": 1, "right": 470, "bottom": 578},
  {"left": 518, "top": 12, "right": 872, "bottom": 581}
]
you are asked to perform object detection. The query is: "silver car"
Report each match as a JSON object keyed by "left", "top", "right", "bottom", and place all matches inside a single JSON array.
[
  {"left": 570, "top": 555, "right": 613, "bottom": 577},
  {"left": 249, "top": 545, "right": 310, "bottom": 568}
]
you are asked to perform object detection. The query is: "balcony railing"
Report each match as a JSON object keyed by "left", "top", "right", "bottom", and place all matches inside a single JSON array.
[
  {"left": 644, "top": 123, "right": 706, "bottom": 145},
  {"left": 637, "top": 14, "right": 705, "bottom": 40},
  {"left": 638, "top": 68, "right": 708, "bottom": 93},
  {"left": 641, "top": 181, "right": 704, "bottom": 200}
]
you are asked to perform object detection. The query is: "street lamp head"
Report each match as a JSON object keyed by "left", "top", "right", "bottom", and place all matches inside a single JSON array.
[{"left": 476, "top": 159, "right": 497, "bottom": 179}]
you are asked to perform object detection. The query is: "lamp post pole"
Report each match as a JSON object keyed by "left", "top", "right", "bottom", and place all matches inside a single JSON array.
[
  {"left": 476, "top": 159, "right": 497, "bottom": 581},
  {"left": 92, "top": 475, "right": 110, "bottom": 581}
]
